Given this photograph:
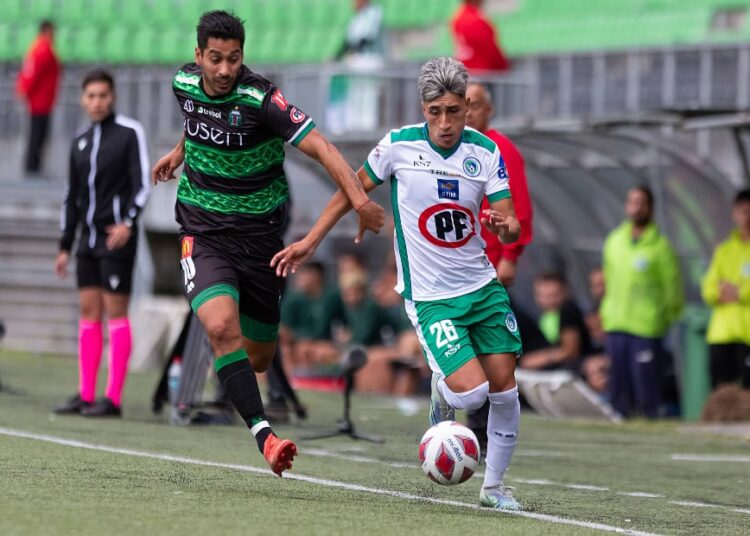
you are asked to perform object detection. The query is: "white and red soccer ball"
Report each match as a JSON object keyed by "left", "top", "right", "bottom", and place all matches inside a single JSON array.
[{"left": 419, "top": 421, "right": 480, "bottom": 485}]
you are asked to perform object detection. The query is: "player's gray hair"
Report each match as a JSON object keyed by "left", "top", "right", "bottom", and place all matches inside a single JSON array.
[{"left": 418, "top": 57, "right": 469, "bottom": 103}]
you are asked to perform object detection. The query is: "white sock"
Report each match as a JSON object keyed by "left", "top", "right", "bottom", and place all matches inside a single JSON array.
[{"left": 482, "top": 386, "right": 520, "bottom": 489}]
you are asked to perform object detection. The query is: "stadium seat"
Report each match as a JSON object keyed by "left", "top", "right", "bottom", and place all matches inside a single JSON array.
[
  {"left": 0, "top": 24, "right": 13, "bottom": 62},
  {"left": 102, "top": 27, "right": 130, "bottom": 65},
  {"left": 27, "top": 0, "right": 55, "bottom": 23},
  {"left": 54, "top": 26, "right": 76, "bottom": 63},
  {"left": 70, "top": 27, "right": 102, "bottom": 64}
]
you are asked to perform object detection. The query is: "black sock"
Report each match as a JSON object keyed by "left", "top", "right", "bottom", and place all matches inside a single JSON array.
[{"left": 215, "top": 349, "right": 273, "bottom": 452}]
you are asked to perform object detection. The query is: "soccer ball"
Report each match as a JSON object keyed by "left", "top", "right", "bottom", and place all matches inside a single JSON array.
[{"left": 418, "top": 421, "right": 480, "bottom": 485}]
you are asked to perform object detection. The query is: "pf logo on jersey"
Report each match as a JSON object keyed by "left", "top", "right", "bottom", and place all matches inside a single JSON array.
[{"left": 418, "top": 203, "right": 476, "bottom": 248}]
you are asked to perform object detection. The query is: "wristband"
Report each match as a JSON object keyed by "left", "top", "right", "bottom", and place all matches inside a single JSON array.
[{"left": 355, "top": 199, "right": 371, "bottom": 212}]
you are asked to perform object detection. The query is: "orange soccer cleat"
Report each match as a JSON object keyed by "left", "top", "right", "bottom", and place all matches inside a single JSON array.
[{"left": 263, "top": 434, "right": 298, "bottom": 477}]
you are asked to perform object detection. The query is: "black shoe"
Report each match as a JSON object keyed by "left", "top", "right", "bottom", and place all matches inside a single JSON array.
[
  {"left": 54, "top": 394, "right": 92, "bottom": 415},
  {"left": 81, "top": 397, "right": 122, "bottom": 418}
]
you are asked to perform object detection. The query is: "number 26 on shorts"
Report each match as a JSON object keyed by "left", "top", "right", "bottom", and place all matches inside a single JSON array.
[{"left": 429, "top": 319, "right": 458, "bottom": 349}]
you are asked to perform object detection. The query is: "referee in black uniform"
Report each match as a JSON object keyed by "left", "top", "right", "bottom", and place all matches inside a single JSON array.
[{"left": 54, "top": 69, "right": 151, "bottom": 417}]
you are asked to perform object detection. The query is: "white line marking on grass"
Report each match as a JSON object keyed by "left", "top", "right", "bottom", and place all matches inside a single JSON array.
[
  {"left": 0, "top": 427, "right": 658, "bottom": 536},
  {"left": 671, "top": 454, "right": 750, "bottom": 463},
  {"left": 669, "top": 501, "right": 722, "bottom": 509},
  {"left": 731, "top": 508, "right": 750, "bottom": 515},
  {"left": 617, "top": 492, "right": 665, "bottom": 498}
]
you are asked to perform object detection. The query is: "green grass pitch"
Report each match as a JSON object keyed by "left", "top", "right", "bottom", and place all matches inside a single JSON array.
[{"left": 0, "top": 351, "right": 748, "bottom": 535}]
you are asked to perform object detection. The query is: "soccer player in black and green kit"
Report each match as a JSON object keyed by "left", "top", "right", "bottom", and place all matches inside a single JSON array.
[{"left": 152, "top": 11, "right": 385, "bottom": 476}]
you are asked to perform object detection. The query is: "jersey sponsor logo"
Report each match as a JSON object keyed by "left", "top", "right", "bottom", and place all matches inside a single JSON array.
[
  {"left": 290, "top": 107, "right": 305, "bottom": 124},
  {"left": 498, "top": 155, "right": 509, "bottom": 179},
  {"left": 78, "top": 138, "right": 87, "bottom": 151},
  {"left": 197, "top": 105, "right": 221, "bottom": 119},
  {"left": 437, "top": 179, "right": 459, "bottom": 200},
  {"left": 505, "top": 312, "right": 518, "bottom": 333},
  {"left": 418, "top": 203, "right": 476, "bottom": 249},
  {"left": 413, "top": 154, "right": 431, "bottom": 167},
  {"left": 183, "top": 99, "right": 194, "bottom": 113},
  {"left": 236, "top": 85, "right": 265, "bottom": 101},
  {"left": 462, "top": 156, "right": 481, "bottom": 177},
  {"left": 271, "top": 89, "right": 288, "bottom": 111},
  {"left": 184, "top": 118, "right": 246, "bottom": 146}
]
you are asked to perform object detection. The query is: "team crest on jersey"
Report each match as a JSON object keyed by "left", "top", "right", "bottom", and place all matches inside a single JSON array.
[
  {"left": 462, "top": 156, "right": 481, "bottom": 177},
  {"left": 228, "top": 108, "right": 242, "bottom": 127},
  {"left": 505, "top": 312, "right": 518, "bottom": 333},
  {"left": 78, "top": 138, "right": 88, "bottom": 151},
  {"left": 437, "top": 179, "right": 459, "bottom": 200},
  {"left": 418, "top": 203, "right": 476, "bottom": 248},
  {"left": 183, "top": 99, "right": 194, "bottom": 113},
  {"left": 290, "top": 107, "right": 305, "bottom": 124}
]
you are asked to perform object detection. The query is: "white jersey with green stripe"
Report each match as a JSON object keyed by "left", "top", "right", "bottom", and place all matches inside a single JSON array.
[{"left": 364, "top": 123, "right": 512, "bottom": 301}]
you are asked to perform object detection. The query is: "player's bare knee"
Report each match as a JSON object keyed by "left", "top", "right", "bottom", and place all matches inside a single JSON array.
[{"left": 205, "top": 319, "right": 242, "bottom": 352}]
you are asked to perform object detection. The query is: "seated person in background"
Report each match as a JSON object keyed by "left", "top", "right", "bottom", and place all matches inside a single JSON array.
[
  {"left": 280, "top": 261, "right": 342, "bottom": 369},
  {"left": 520, "top": 272, "right": 592, "bottom": 370},
  {"left": 580, "top": 267, "right": 611, "bottom": 394}
]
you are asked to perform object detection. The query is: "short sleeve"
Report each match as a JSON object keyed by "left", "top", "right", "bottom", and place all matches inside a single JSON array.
[
  {"left": 259, "top": 86, "right": 316, "bottom": 146},
  {"left": 485, "top": 147, "right": 511, "bottom": 203},
  {"left": 362, "top": 133, "right": 392, "bottom": 185}
]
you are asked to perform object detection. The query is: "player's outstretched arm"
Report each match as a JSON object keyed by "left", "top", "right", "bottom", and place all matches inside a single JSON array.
[
  {"left": 295, "top": 130, "right": 385, "bottom": 237},
  {"left": 151, "top": 134, "right": 185, "bottom": 185},
  {"left": 271, "top": 168, "right": 379, "bottom": 277},
  {"left": 481, "top": 197, "right": 521, "bottom": 244}
]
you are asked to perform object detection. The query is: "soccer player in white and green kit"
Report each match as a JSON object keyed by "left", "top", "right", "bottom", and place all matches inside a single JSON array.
[{"left": 272, "top": 57, "right": 523, "bottom": 510}]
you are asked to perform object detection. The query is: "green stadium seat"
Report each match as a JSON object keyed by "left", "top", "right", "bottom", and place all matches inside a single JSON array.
[
  {"left": 70, "top": 27, "right": 102, "bottom": 63},
  {"left": 89, "top": 0, "right": 121, "bottom": 29},
  {"left": 0, "top": 24, "right": 13, "bottom": 61},
  {"left": 15, "top": 23, "right": 38, "bottom": 59},
  {"left": 102, "top": 26, "right": 130, "bottom": 64},
  {"left": 130, "top": 27, "right": 157, "bottom": 64},
  {"left": 27, "top": 0, "right": 55, "bottom": 23},
  {"left": 54, "top": 26, "right": 76, "bottom": 63},
  {"left": 58, "top": 0, "right": 88, "bottom": 25}
]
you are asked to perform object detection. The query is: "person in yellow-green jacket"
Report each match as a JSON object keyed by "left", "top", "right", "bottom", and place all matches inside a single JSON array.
[
  {"left": 601, "top": 186, "right": 684, "bottom": 418},
  {"left": 701, "top": 189, "right": 750, "bottom": 389}
]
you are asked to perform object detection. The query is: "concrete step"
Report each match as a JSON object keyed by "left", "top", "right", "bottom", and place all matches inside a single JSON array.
[
  {"left": 0, "top": 302, "right": 79, "bottom": 324},
  {"left": 0, "top": 270, "right": 77, "bottom": 290},
  {"left": 2, "top": 287, "right": 79, "bottom": 306},
  {"left": 3, "top": 334, "right": 78, "bottom": 356}
]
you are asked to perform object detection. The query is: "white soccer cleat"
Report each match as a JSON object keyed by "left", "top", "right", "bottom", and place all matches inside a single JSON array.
[
  {"left": 429, "top": 373, "right": 455, "bottom": 426},
  {"left": 479, "top": 486, "right": 523, "bottom": 511}
]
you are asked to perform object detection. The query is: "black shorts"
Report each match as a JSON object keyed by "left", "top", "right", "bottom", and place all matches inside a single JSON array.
[
  {"left": 179, "top": 233, "right": 282, "bottom": 342},
  {"left": 76, "top": 252, "right": 135, "bottom": 294}
]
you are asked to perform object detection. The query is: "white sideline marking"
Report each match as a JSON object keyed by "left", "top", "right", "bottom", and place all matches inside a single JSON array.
[
  {"left": 671, "top": 454, "right": 750, "bottom": 463},
  {"left": 617, "top": 492, "right": 665, "bottom": 498},
  {"left": 669, "top": 501, "right": 721, "bottom": 509},
  {"left": 731, "top": 508, "right": 750, "bottom": 515},
  {"left": 0, "top": 427, "right": 657, "bottom": 536}
]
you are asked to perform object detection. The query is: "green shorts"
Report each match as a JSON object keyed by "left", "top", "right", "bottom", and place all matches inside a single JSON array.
[{"left": 404, "top": 280, "right": 522, "bottom": 377}]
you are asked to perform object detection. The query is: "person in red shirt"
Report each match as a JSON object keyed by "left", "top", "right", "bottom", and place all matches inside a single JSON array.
[
  {"left": 467, "top": 82, "right": 532, "bottom": 287},
  {"left": 452, "top": 0, "right": 510, "bottom": 74},
  {"left": 465, "top": 81, "right": 533, "bottom": 451},
  {"left": 16, "top": 20, "right": 61, "bottom": 175}
]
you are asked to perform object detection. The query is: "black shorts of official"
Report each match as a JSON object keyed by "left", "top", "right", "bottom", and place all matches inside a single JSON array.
[
  {"left": 179, "top": 233, "right": 283, "bottom": 343},
  {"left": 76, "top": 252, "right": 135, "bottom": 294},
  {"left": 709, "top": 343, "right": 750, "bottom": 388}
]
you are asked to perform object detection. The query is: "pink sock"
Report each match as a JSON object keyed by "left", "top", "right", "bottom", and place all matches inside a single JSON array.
[
  {"left": 79, "top": 320, "right": 103, "bottom": 403},
  {"left": 105, "top": 317, "right": 132, "bottom": 408}
]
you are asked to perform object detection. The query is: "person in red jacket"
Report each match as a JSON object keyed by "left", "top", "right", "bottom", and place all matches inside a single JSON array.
[
  {"left": 452, "top": 0, "right": 510, "bottom": 74},
  {"left": 467, "top": 82, "right": 532, "bottom": 287},
  {"left": 465, "top": 81, "right": 533, "bottom": 452},
  {"left": 16, "top": 20, "right": 61, "bottom": 175}
]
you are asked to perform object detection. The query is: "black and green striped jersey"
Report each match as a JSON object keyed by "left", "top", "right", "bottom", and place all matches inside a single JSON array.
[{"left": 172, "top": 63, "right": 315, "bottom": 236}]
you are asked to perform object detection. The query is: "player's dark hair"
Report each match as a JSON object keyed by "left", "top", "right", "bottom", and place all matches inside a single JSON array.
[
  {"left": 534, "top": 271, "right": 566, "bottom": 285},
  {"left": 81, "top": 69, "right": 115, "bottom": 91},
  {"left": 197, "top": 10, "right": 245, "bottom": 51},
  {"left": 631, "top": 185, "right": 654, "bottom": 209},
  {"left": 734, "top": 188, "right": 750, "bottom": 205}
]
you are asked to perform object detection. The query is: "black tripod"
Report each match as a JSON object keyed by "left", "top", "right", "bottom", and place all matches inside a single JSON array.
[{"left": 302, "top": 346, "right": 383, "bottom": 443}]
